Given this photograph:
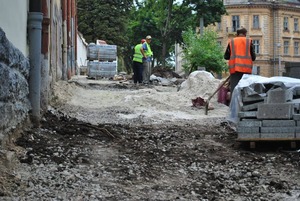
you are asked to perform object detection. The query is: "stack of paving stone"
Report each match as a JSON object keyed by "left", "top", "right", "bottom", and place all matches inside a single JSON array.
[
  {"left": 86, "top": 43, "right": 117, "bottom": 78},
  {"left": 87, "top": 43, "right": 117, "bottom": 61},
  {"left": 237, "top": 82, "right": 300, "bottom": 140}
]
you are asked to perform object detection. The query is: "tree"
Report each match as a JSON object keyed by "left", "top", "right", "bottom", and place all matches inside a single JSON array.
[
  {"left": 186, "top": 0, "right": 227, "bottom": 27},
  {"left": 77, "top": 0, "right": 132, "bottom": 46},
  {"left": 182, "top": 27, "right": 227, "bottom": 74}
]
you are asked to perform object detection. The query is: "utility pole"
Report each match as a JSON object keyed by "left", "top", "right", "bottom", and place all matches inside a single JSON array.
[{"left": 199, "top": 17, "right": 204, "bottom": 35}]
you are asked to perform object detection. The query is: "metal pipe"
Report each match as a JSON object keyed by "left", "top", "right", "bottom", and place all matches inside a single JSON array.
[
  {"left": 28, "top": 12, "right": 43, "bottom": 126},
  {"left": 272, "top": 2, "right": 276, "bottom": 76}
]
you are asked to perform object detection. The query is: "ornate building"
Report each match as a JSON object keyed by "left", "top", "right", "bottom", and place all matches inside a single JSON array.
[{"left": 217, "top": 0, "right": 300, "bottom": 77}]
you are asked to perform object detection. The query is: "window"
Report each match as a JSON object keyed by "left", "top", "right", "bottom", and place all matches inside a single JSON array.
[
  {"left": 295, "top": 42, "right": 299, "bottom": 55},
  {"left": 284, "top": 41, "right": 289, "bottom": 55},
  {"left": 253, "top": 15, "right": 259, "bottom": 29},
  {"left": 232, "top": 15, "right": 240, "bottom": 32},
  {"left": 253, "top": 40, "right": 260, "bottom": 54},
  {"left": 284, "top": 17, "right": 289, "bottom": 31},
  {"left": 294, "top": 18, "right": 299, "bottom": 31}
]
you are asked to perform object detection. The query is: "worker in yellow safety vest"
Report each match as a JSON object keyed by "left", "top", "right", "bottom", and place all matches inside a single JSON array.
[
  {"left": 140, "top": 35, "right": 153, "bottom": 85},
  {"left": 132, "top": 39, "right": 146, "bottom": 85}
]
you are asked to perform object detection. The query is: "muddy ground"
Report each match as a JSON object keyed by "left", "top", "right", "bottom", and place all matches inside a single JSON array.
[{"left": 1, "top": 76, "right": 300, "bottom": 200}]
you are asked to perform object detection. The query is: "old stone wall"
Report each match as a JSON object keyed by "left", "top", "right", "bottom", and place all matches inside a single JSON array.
[{"left": 0, "top": 27, "right": 31, "bottom": 142}]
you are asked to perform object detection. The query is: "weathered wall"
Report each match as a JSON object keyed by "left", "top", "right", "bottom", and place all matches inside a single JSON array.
[
  {"left": 0, "top": 0, "right": 29, "bottom": 56},
  {"left": 77, "top": 32, "right": 88, "bottom": 68},
  {"left": 0, "top": 28, "right": 31, "bottom": 140}
]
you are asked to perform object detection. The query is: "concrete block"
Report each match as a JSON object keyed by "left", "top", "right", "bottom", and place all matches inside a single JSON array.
[
  {"left": 238, "top": 133, "right": 260, "bottom": 139},
  {"left": 257, "top": 103, "right": 294, "bottom": 119},
  {"left": 294, "top": 114, "right": 300, "bottom": 121},
  {"left": 260, "top": 127, "right": 295, "bottom": 133},
  {"left": 242, "top": 101, "right": 264, "bottom": 111},
  {"left": 296, "top": 128, "right": 300, "bottom": 138},
  {"left": 242, "top": 94, "right": 265, "bottom": 103},
  {"left": 292, "top": 86, "right": 300, "bottom": 96},
  {"left": 291, "top": 99, "right": 300, "bottom": 111},
  {"left": 261, "top": 133, "right": 295, "bottom": 139},
  {"left": 266, "top": 88, "right": 293, "bottom": 103},
  {"left": 237, "top": 126, "right": 260, "bottom": 133},
  {"left": 294, "top": 127, "right": 300, "bottom": 138},
  {"left": 262, "top": 120, "right": 295, "bottom": 127},
  {"left": 253, "top": 83, "right": 265, "bottom": 94},
  {"left": 238, "top": 111, "right": 257, "bottom": 119},
  {"left": 238, "top": 120, "right": 262, "bottom": 127},
  {"left": 241, "top": 87, "right": 258, "bottom": 97}
]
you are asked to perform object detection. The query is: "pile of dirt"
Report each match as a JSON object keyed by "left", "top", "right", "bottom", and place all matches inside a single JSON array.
[{"left": 152, "top": 66, "right": 182, "bottom": 79}]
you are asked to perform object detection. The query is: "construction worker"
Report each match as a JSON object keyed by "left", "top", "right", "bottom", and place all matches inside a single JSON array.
[
  {"left": 141, "top": 35, "right": 153, "bottom": 85},
  {"left": 224, "top": 28, "right": 256, "bottom": 94},
  {"left": 132, "top": 39, "right": 146, "bottom": 85}
]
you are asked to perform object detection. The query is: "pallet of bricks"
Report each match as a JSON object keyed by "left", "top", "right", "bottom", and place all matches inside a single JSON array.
[
  {"left": 87, "top": 43, "right": 117, "bottom": 79},
  {"left": 236, "top": 78, "right": 300, "bottom": 148}
]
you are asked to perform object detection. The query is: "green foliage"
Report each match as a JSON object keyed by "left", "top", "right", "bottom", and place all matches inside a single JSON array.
[
  {"left": 182, "top": 27, "right": 227, "bottom": 74},
  {"left": 77, "top": 0, "right": 132, "bottom": 46},
  {"left": 187, "top": 0, "right": 227, "bottom": 27}
]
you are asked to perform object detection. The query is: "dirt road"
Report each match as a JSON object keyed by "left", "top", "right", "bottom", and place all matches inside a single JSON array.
[{"left": 1, "top": 74, "right": 300, "bottom": 200}]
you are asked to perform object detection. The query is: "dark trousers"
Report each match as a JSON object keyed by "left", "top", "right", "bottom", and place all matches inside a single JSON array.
[
  {"left": 230, "top": 72, "right": 250, "bottom": 94},
  {"left": 133, "top": 61, "right": 143, "bottom": 83}
]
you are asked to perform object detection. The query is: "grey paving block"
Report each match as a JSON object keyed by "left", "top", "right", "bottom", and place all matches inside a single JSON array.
[
  {"left": 237, "top": 126, "right": 260, "bottom": 133},
  {"left": 267, "top": 88, "right": 293, "bottom": 103},
  {"left": 253, "top": 83, "right": 265, "bottom": 94},
  {"left": 291, "top": 99, "right": 300, "bottom": 111},
  {"left": 262, "top": 120, "right": 296, "bottom": 127},
  {"left": 242, "top": 101, "right": 264, "bottom": 111},
  {"left": 294, "top": 127, "right": 300, "bottom": 139},
  {"left": 294, "top": 114, "right": 300, "bottom": 121},
  {"left": 296, "top": 132, "right": 300, "bottom": 138},
  {"left": 242, "top": 94, "right": 265, "bottom": 103},
  {"left": 292, "top": 86, "right": 300, "bottom": 96},
  {"left": 238, "top": 120, "right": 262, "bottom": 127},
  {"left": 238, "top": 133, "right": 260, "bottom": 139},
  {"left": 257, "top": 103, "right": 294, "bottom": 119},
  {"left": 238, "top": 111, "right": 257, "bottom": 119},
  {"left": 241, "top": 87, "right": 258, "bottom": 97},
  {"left": 260, "top": 127, "right": 295, "bottom": 133},
  {"left": 261, "top": 133, "right": 295, "bottom": 139}
]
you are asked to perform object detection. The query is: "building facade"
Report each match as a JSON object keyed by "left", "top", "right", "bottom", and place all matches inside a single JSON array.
[{"left": 217, "top": 0, "right": 300, "bottom": 77}]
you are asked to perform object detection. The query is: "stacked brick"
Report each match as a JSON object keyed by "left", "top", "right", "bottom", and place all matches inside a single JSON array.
[{"left": 237, "top": 82, "right": 300, "bottom": 140}]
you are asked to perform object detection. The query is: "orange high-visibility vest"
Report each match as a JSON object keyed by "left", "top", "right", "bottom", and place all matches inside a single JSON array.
[{"left": 228, "top": 37, "right": 253, "bottom": 74}]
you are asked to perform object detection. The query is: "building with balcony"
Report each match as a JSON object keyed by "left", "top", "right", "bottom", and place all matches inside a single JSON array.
[{"left": 217, "top": 0, "right": 300, "bottom": 77}]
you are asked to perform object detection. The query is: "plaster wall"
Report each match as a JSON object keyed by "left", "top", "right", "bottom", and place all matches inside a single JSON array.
[{"left": 0, "top": 0, "right": 29, "bottom": 56}]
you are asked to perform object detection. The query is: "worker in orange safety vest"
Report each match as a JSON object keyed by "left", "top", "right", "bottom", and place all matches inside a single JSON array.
[{"left": 224, "top": 27, "right": 256, "bottom": 95}]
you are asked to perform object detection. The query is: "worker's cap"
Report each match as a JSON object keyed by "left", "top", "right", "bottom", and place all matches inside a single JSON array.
[
  {"left": 141, "top": 39, "right": 146, "bottom": 43},
  {"left": 146, "top": 35, "right": 152, "bottom": 40}
]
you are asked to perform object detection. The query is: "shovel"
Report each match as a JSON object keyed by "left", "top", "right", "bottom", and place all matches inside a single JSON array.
[{"left": 205, "top": 76, "right": 230, "bottom": 115}]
